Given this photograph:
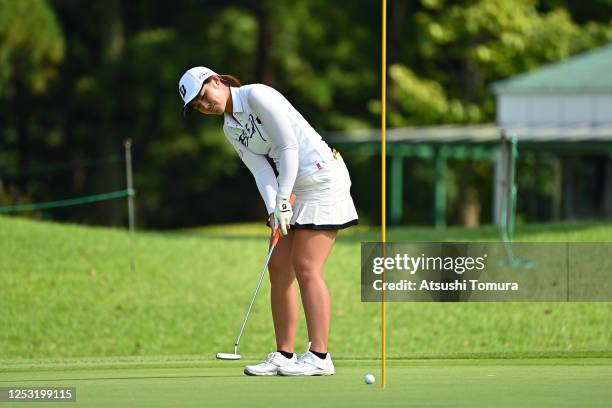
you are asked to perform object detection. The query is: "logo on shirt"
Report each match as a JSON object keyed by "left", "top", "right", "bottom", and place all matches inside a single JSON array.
[{"left": 237, "top": 114, "right": 266, "bottom": 147}]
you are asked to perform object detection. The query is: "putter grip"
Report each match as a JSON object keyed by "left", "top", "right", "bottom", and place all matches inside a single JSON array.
[{"left": 271, "top": 194, "right": 296, "bottom": 247}]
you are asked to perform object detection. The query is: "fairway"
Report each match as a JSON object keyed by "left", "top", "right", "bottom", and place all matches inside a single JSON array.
[
  {"left": 2, "top": 358, "right": 611, "bottom": 407},
  {"left": 1, "top": 217, "right": 611, "bottom": 406},
  {"left": 1, "top": 216, "right": 611, "bottom": 360}
]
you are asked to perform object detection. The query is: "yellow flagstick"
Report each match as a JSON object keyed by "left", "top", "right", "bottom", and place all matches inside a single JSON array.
[{"left": 381, "top": 0, "right": 387, "bottom": 389}]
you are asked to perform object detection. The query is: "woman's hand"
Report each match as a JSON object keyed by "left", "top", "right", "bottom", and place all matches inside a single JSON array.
[
  {"left": 274, "top": 197, "right": 293, "bottom": 236},
  {"left": 268, "top": 213, "right": 277, "bottom": 234}
]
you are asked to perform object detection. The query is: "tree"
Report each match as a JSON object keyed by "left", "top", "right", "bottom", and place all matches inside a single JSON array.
[
  {"left": 0, "top": 0, "right": 64, "bottom": 193},
  {"left": 94, "top": 0, "right": 126, "bottom": 226},
  {"left": 385, "top": 0, "right": 612, "bottom": 126}
]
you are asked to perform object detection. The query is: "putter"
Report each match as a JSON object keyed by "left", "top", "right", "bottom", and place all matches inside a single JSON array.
[{"left": 216, "top": 194, "right": 296, "bottom": 360}]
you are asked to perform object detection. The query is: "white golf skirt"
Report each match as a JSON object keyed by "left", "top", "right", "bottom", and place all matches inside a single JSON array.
[{"left": 290, "top": 154, "right": 359, "bottom": 230}]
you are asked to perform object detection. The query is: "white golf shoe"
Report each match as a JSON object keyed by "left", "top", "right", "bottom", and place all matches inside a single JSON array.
[
  {"left": 277, "top": 351, "right": 335, "bottom": 376},
  {"left": 244, "top": 352, "right": 297, "bottom": 376}
]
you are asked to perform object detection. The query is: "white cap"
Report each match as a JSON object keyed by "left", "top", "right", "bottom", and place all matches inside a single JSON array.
[{"left": 178, "top": 66, "right": 217, "bottom": 116}]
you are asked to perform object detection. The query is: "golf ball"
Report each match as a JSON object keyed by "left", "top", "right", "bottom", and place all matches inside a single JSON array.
[{"left": 364, "top": 374, "right": 375, "bottom": 384}]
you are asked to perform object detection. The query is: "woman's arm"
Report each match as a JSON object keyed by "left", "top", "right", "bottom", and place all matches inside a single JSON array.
[
  {"left": 247, "top": 86, "right": 299, "bottom": 202},
  {"left": 226, "top": 135, "right": 278, "bottom": 215}
]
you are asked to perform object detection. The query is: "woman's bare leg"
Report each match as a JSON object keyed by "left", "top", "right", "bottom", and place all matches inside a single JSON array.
[
  {"left": 267, "top": 231, "right": 298, "bottom": 353},
  {"left": 291, "top": 229, "right": 337, "bottom": 352}
]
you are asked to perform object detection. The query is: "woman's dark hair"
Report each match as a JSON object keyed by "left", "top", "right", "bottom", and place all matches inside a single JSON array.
[{"left": 218, "top": 74, "right": 241, "bottom": 87}]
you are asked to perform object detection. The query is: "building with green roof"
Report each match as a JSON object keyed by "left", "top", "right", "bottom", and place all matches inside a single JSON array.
[
  {"left": 492, "top": 43, "right": 612, "bottom": 223},
  {"left": 329, "top": 44, "right": 612, "bottom": 227}
]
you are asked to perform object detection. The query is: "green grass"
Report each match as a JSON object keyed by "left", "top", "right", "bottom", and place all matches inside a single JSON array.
[
  {"left": 1, "top": 358, "right": 611, "bottom": 407},
  {"left": 1, "top": 215, "right": 611, "bottom": 361}
]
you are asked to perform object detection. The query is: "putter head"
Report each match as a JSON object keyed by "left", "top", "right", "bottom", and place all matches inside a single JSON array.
[{"left": 216, "top": 352, "right": 241, "bottom": 360}]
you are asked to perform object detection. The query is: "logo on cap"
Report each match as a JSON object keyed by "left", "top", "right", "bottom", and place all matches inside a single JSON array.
[{"left": 179, "top": 84, "right": 187, "bottom": 98}]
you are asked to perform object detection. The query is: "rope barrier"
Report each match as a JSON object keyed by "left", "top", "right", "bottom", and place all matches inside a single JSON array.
[{"left": 0, "top": 189, "right": 133, "bottom": 213}]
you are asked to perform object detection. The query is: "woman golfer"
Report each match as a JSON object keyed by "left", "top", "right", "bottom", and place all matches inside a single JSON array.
[{"left": 179, "top": 66, "right": 358, "bottom": 376}]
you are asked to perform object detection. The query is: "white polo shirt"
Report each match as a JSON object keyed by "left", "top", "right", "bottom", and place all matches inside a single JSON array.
[{"left": 223, "top": 84, "right": 334, "bottom": 214}]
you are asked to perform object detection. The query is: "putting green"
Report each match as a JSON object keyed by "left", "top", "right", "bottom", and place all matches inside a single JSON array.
[{"left": 2, "top": 359, "right": 611, "bottom": 407}]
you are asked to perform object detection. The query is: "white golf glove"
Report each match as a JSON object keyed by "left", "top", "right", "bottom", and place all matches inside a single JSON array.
[{"left": 274, "top": 197, "right": 293, "bottom": 236}]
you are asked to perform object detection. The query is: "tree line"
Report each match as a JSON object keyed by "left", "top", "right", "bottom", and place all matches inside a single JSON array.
[{"left": 1, "top": 0, "right": 610, "bottom": 227}]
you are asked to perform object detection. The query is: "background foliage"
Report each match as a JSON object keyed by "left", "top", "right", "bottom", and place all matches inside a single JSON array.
[{"left": 1, "top": 0, "right": 610, "bottom": 228}]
